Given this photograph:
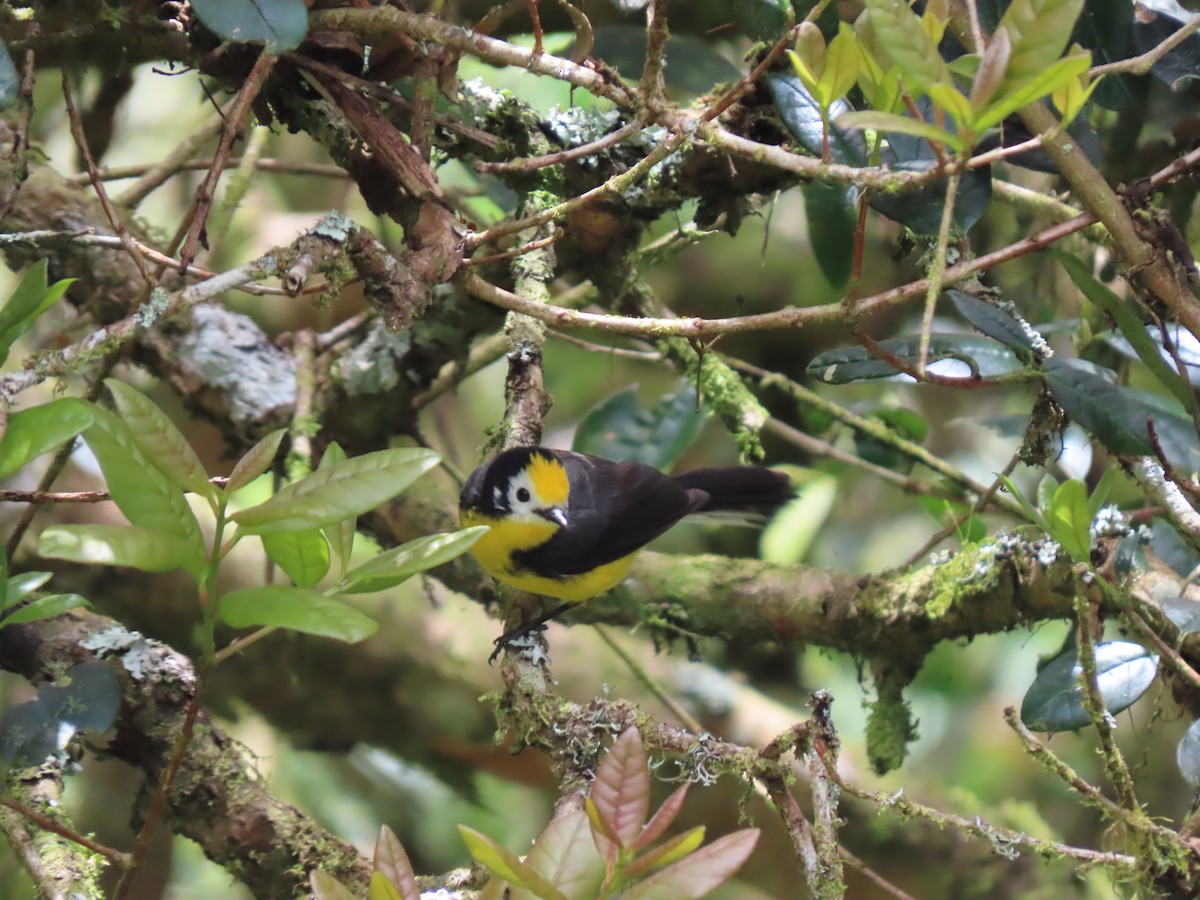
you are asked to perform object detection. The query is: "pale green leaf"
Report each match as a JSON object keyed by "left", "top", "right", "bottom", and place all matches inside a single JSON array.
[
  {"left": 836, "top": 110, "right": 962, "bottom": 149},
  {"left": 620, "top": 827, "right": 707, "bottom": 881},
  {"left": 821, "top": 24, "right": 860, "bottom": 104},
  {"left": 863, "top": 0, "right": 951, "bottom": 95},
  {"left": 232, "top": 448, "right": 440, "bottom": 534},
  {"left": 262, "top": 529, "right": 330, "bottom": 588},
  {"left": 974, "top": 51, "right": 1091, "bottom": 133},
  {"left": 369, "top": 872, "right": 404, "bottom": 900},
  {"left": 319, "top": 442, "right": 355, "bottom": 572},
  {"left": 0, "top": 260, "right": 76, "bottom": 365},
  {"left": 374, "top": 826, "right": 421, "bottom": 900},
  {"left": 1, "top": 593, "right": 89, "bottom": 626},
  {"left": 105, "top": 380, "right": 214, "bottom": 499},
  {"left": 39, "top": 524, "right": 203, "bottom": 573},
  {"left": 310, "top": 871, "right": 356, "bottom": 900},
  {"left": 339, "top": 528, "right": 487, "bottom": 594},
  {"left": 997, "top": 0, "right": 1086, "bottom": 87},
  {"left": 218, "top": 586, "right": 378, "bottom": 642},
  {"left": 1048, "top": 478, "right": 1092, "bottom": 563},
  {"left": 619, "top": 829, "right": 760, "bottom": 900},
  {"left": 458, "top": 825, "right": 568, "bottom": 900}
]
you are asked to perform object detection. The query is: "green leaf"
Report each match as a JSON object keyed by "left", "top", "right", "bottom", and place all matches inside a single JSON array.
[
  {"left": 0, "top": 39, "right": 17, "bottom": 111},
  {"left": 618, "top": 829, "right": 760, "bottom": 900},
  {"left": 620, "top": 827, "right": 707, "bottom": 881},
  {"left": 83, "top": 407, "right": 205, "bottom": 555},
  {"left": 970, "top": 26, "right": 1012, "bottom": 109},
  {"left": 949, "top": 290, "right": 1036, "bottom": 353},
  {"left": 1047, "top": 478, "right": 1091, "bottom": 562},
  {"left": 1, "top": 593, "right": 89, "bottom": 627},
  {"left": 374, "top": 826, "right": 421, "bottom": 900},
  {"left": 862, "top": 0, "right": 952, "bottom": 96},
  {"left": 1020, "top": 641, "right": 1158, "bottom": 732},
  {"left": 39, "top": 524, "right": 202, "bottom": 573},
  {"left": 0, "top": 260, "right": 76, "bottom": 366},
  {"left": 1057, "top": 251, "right": 1195, "bottom": 414},
  {"left": 760, "top": 469, "right": 837, "bottom": 564},
  {"left": 340, "top": 528, "right": 487, "bottom": 595},
  {"left": 105, "top": 380, "right": 214, "bottom": 499},
  {"left": 573, "top": 381, "right": 707, "bottom": 471},
  {"left": 996, "top": 472, "right": 1046, "bottom": 528},
  {"left": 807, "top": 335, "right": 1022, "bottom": 383},
  {"left": 232, "top": 448, "right": 440, "bottom": 534},
  {"left": 226, "top": 428, "right": 287, "bottom": 494},
  {"left": 318, "top": 442, "right": 355, "bottom": 574},
  {"left": 190, "top": 0, "right": 308, "bottom": 53},
  {"left": 458, "top": 825, "right": 568, "bottom": 900},
  {"left": 973, "top": 53, "right": 1092, "bottom": 133},
  {"left": 1044, "top": 359, "right": 1200, "bottom": 472},
  {"left": 927, "top": 83, "right": 973, "bottom": 131},
  {"left": 1036, "top": 473, "right": 1059, "bottom": 516},
  {"left": 837, "top": 109, "right": 962, "bottom": 149},
  {"left": 802, "top": 181, "right": 855, "bottom": 289},
  {"left": 732, "top": 0, "right": 796, "bottom": 40},
  {"left": 997, "top": 0, "right": 1086, "bottom": 87},
  {"left": 262, "top": 530, "right": 330, "bottom": 588},
  {"left": 632, "top": 785, "right": 690, "bottom": 853},
  {"left": 820, "top": 24, "right": 860, "bottom": 105},
  {"left": 218, "top": 586, "right": 378, "bottom": 642},
  {"left": 4, "top": 571, "right": 51, "bottom": 606},
  {"left": 0, "top": 661, "right": 119, "bottom": 764},
  {"left": 590, "top": 726, "right": 650, "bottom": 850},
  {"left": 0, "top": 398, "right": 94, "bottom": 480}
]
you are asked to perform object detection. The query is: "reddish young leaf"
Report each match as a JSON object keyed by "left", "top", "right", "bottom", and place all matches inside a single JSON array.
[
  {"left": 374, "top": 825, "right": 420, "bottom": 900},
  {"left": 632, "top": 784, "right": 690, "bottom": 853},
  {"left": 618, "top": 829, "right": 760, "bottom": 900},
  {"left": 585, "top": 796, "right": 621, "bottom": 868},
  {"left": 589, "top": 726, "right": 650, "bottom": 850},
  {"left": 309, "top": 870, "right": 356, "bottom": 900},
  {"left": 513, "top": 808, "right": 605, "bottom": 900}
]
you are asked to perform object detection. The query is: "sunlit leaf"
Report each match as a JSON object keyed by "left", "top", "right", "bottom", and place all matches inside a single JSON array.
[
  {"left": 621, "top": 827, "right": 707, "bottom": 881},
  {"left": 339, "top": 528, "right": 487, "bottom": 595},
  {"left": 4, "top": 570, "right": 52, "bottom": 605},
  {"left": 369, "top": 872, "right": 404, "bottom": 900},
  {"left": 458, "top": 825, "right": 567, "bottom": 900},
  {"left": 218, "top": 586, "right": 378, "bottom": 642},
  {"left": 1020, "top": 641, "right": 1159, "bottom": 732},
  {"left": 0, "top": 398, "right": 93, "bottom": 480},
  {"left": 513, "top": 809, "right": 605, "bottom": 900},
  {"left": 262, "top": 529, "right": 331, "bottom": 589},
  {"left": 232, "top": 448, "right": 440, "bottom": 534},
  {"left": 106, "top": 380, "right": 214, "bottom": 500},
  {"left": 862, "top": 0, "right": 952, "bottom": 95},
  {"left": 39, "top": 524, "right": 202, "bottom": 573},
  {"left": 374, "top": 826, "right": 421, "bottom": 900},
  {"left": 310, "top": 871, "right": 357, "bottom": 900},
  {"left": 997, "top": 0, "right": 1087, "bottom": 87},
  {"left": 0, "top": 260, "right": 76, "bottom": 365}
]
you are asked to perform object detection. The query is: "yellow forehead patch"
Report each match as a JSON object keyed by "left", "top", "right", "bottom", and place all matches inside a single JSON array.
[{"left": 528, "top": 452, "right": 569, "bottom": 506}]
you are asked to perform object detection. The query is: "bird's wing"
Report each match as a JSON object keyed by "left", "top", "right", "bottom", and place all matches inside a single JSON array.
[{"left": 517, "top": 455, "right": 707, "bottom": 577}]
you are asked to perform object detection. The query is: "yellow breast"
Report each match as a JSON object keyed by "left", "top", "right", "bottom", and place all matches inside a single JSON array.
[{"left": 460, "top": 509, "right": 636, "bottom": 602}]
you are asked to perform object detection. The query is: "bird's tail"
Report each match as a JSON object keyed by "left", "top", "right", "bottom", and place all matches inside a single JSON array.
[{"left": 674, "top": 466, "right": 794, "bottom": 518}]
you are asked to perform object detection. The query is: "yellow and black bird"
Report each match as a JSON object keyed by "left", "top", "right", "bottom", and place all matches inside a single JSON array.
[{"left": 459, "top": 446, "right": 794, "bottom": 656}]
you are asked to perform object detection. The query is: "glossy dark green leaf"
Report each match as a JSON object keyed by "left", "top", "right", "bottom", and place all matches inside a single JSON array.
[
  {"left": 802, "top": 181, "right": 855, "bottom": 288},
  {"left": 1133, "top": 2, "right": 1200, "bottom": 91},
  {"left": 868, "top": 159, "right": 993, "bottom": 233},
  {"left": 807, "top": 335, "right": 1022, "bottom": 383},
  {"left": 732, "top": 0, "right": 796, "bottom": 39},
  {"left": 1101, "top": 323, "right": 1200, "bottom": 388},
  {"left": 1161, "top": 596, "right": 1200, "bottom": 637},
  {"left": 0, "top": 39, "right": 18, "bottom": 111},
  {"left": 1072, "top": 0, "right": 1137, "bottom": 109},
  {"left": 190, "top": 0, "right": 308, "bottom": 53},
  {"left": 218, "top": 586, "right": 378, "bottom": 642},
  {"left": 765, "top": 73, "right": 867, "bottom": 165},
  {"left": 1044, "top": 358, "right": 1200, "bottom": 471},
  {"left": 1113, "top": 533, "right": 1148, "bottom": 577},
  {"left": 0, "top": 661, "right": 119, "bottom": 764},
  {"left": 0, "top": 398, "right": 94, "bottom": 479},
  {"left": 949, "top": 290, "right": 1035, "bottom": 352},
  {"left": 590, "top": 27, "right": 741, "bottom": 96},
  {"left": 339, "top": 528, "right": 487, "bottom": 595},
  {"left": 1177, "top": 718, "right": 1200, "bottom": 787},
  {"left": 1020, "top": 641, "right": 1158, "bottom": 732},
  {"left": 573, "top": 380, "right": 708, "bottom": 470},
  {"left": 4, "top": 571, "right": 51, "bottom": 606}
]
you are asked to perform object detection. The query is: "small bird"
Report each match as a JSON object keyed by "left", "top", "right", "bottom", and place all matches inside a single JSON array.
[{"left": 459, "top": 446, "right": 794, "bottom": 658}]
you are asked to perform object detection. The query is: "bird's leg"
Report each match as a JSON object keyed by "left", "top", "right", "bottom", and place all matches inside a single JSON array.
[{"left": 489, "top": 600, "right": 574, "bottom": 663}]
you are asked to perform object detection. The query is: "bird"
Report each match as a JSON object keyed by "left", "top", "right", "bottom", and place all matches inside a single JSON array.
[{"left": 458, "top": 446, "right": 794, "bottom": 659}]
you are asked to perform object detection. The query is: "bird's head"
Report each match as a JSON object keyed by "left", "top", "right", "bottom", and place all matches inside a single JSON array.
[{"left": 460, "top": 447, "right": 569, "bottom": 527}]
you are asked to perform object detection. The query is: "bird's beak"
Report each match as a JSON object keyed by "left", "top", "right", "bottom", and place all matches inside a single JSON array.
[{"left": 538, "top": 506, "right": 567, "bottom": 527}]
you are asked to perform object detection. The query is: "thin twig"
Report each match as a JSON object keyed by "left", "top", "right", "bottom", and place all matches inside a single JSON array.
[
  {"left": 917, "top": 171, "right": 960, "bottom": 376},
  {"left": 1, "top": 798, "right": 131, "bottom": 866},
  {"left": 1091, "top": 13, "right": 1200, "bottom": 77},
  {"left": 593, "top": 624, "right": 704, "bottom": 734},
  {"left": 113, "top": 111, "right": 226, "bottom": 207},
  {"left": 475, "top": 117, "right": 642, "bottom": 174}
]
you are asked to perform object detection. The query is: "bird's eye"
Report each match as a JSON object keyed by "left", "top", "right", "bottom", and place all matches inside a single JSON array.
[{"left": 515, "top": 487, "right": 531, "bottom": 503}]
